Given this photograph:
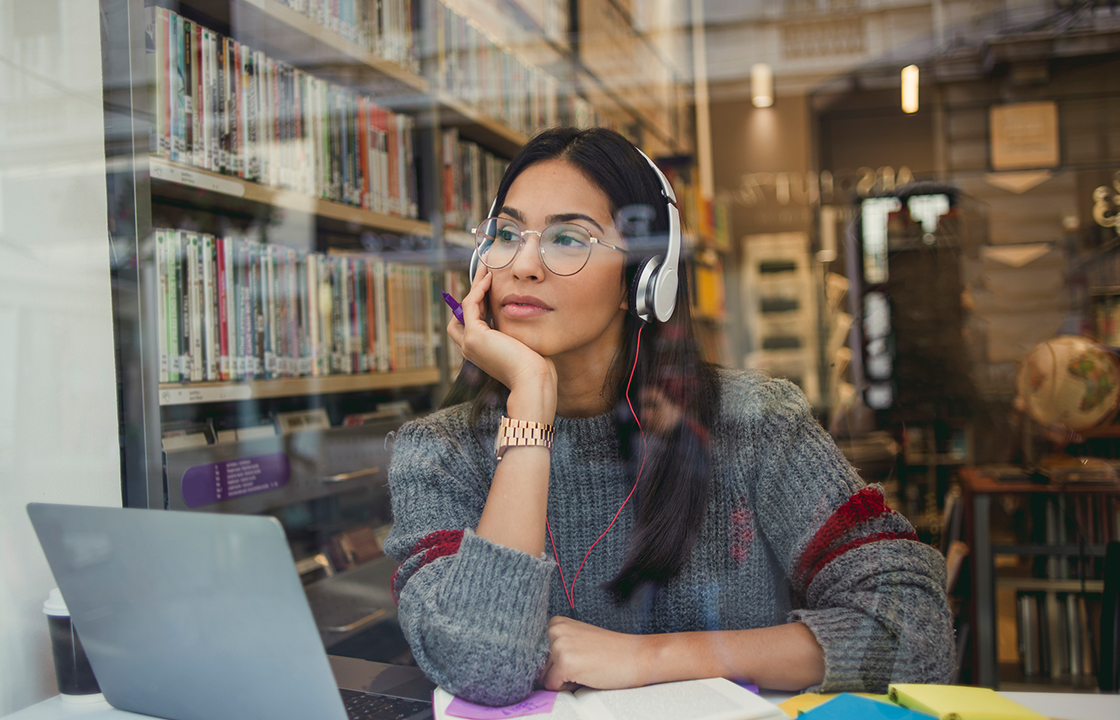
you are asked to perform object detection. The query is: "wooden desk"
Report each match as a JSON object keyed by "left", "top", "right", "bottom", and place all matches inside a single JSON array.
[{"left": 960, "top": 467, "right": 1120, "bottom": 689}]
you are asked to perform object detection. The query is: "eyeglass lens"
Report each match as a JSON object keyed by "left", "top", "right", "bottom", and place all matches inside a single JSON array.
[{"left": 475, "top": 218, "right": 595, "bottom": 276}]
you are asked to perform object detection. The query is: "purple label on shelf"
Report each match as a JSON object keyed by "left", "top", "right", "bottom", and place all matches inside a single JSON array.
[{"left": 181, "top": 453, "right": 290, "bottom": 508}]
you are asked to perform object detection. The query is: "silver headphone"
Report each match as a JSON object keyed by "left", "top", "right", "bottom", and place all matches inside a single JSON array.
[{"left": 469, "top": 148, "right": 681, "bottom": 324}]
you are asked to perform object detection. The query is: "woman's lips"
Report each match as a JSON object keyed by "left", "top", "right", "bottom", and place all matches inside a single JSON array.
[{"left": 501, "top": 295, "right": 552, "bottom": 319}]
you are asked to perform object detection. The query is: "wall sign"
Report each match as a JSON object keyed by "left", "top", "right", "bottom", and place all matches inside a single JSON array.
[
  {"left": 723, "top": 166, "right": 915, "bottom": 208},
  {"left": 990, "top": 101, "right": 1059, "bottom": 171},
  {"left": 181, "top": 452, "right": 290, "bottom": 508}
]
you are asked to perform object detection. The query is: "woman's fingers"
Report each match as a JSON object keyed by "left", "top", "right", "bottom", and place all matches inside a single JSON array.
[{"left": 541, "top": 616, "right": 649, "bottom": 691}]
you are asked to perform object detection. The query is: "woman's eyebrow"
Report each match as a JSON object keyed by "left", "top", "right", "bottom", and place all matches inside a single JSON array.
[{"left": 499, "top": 206, "right": 605, "bottom": 234}]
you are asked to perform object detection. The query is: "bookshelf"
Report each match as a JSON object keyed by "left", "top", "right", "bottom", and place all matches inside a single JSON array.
[
  {"left": 960, "top": 467, "right": 1120, "bottom": 689},
  {"left": 158, "top": 368, "right": 441, "bottom": 405},
  {"left": 105, "top": 0, "right": 693, "bottom": 531},
  {"left": 98, "top": 0, "right": 698, "bottom": 661},
  {"left": 151, "top": 157, "right": 434, "bottom": 235}
]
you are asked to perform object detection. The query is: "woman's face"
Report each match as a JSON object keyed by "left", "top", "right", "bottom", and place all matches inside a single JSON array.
[{"left": 486, "top": 158, "right": 629, "bottom": 365}]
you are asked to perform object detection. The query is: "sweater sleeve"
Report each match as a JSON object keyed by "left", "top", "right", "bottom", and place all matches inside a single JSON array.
[
  {"left": 384, "top": 412, "right": 554, "bottom": 706},
  {"left": 743, "top": 378, "right": 955, "bottom": 693}
]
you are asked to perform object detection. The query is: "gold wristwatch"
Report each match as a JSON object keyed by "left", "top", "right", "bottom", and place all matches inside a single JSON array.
[{"left": 495, "top": 415, "right": 555, "bottom": 460}]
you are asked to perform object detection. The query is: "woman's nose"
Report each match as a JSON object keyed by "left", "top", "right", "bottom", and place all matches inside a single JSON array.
[{"left": 509, "top": 232, "right": 545, "bottom": 280}]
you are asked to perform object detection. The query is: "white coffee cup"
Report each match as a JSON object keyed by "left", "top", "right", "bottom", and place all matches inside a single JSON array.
[{"left": 43, "top": 588, "right": 104, "bottom": 704}]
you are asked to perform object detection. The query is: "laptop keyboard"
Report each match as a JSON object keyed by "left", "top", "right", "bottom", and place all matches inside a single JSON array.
[{"left": 340, "top": 688, "right": 431, "bottom": 720}]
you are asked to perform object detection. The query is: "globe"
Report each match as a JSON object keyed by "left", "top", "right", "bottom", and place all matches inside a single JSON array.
[{"left": 1016, "top": 335, "right": 1120, "bottom": 434}]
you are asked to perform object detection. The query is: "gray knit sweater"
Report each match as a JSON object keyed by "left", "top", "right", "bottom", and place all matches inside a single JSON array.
[{"left": 385, "top": 370, "right": 954, "bottom": 705}]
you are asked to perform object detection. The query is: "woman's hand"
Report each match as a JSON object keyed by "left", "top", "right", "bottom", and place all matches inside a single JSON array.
[
  {"left": 447, "top": 269, "right": 557, "bottom": 421},
  {"left": 539, "top": 617, "right": 651, "bottom": 692}
]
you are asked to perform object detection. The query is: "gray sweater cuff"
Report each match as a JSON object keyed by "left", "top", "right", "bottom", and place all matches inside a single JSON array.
[{"left": 398, "top": 530, "right": 554, "bottom": 706}]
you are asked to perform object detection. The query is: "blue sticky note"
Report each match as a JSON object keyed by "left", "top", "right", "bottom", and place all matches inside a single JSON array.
[{"left": 801, "top": 693, "right": 936, "bottom": 719}]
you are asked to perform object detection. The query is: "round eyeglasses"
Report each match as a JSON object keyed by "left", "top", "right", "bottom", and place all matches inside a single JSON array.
[{"left": 472, "top": 217, "right": 625, "bottom": 276}]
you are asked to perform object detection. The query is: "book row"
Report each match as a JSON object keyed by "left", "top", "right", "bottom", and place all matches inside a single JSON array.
[
  {"left": 148, "top": 7, "right": 419, "bottom": 217},
  {"left": 1016, "top": 591, "right": 1098, "bottom": 679},
  {"left": 1039, "top": 494, "right": 1120, "bottom": 581},
  {"left": 275, "top": 0, "right": 418, "bottom": 72},
  {"left": 435, "top": 0, "right": 560, "bottom": 137},
  {"left": 153, "top": 228, "right": 438, "bottom": 385},
  {"left": 442, "top": 128, "right": 508, "bottom": 232}
]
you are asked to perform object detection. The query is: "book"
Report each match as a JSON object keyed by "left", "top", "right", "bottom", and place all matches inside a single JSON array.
[
  {"left": 801, "top": 693, "right": 934, "bottom": 719},
  {"left": 887, "top": 684, "right": 1048, "bottom": 720},
  {"left": 432, "top": 679, "right": 784, "bottom": 720}
]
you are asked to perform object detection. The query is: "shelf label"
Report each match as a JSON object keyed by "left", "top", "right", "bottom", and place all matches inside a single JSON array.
[
  {"left": 181, "top": 452, "right": 290, "bottom": 508},
  {"left": 151, "top": 162, "right": 245, "bottom": 198},
  {"left": 160, "top": 384, "right": 253, "bottom": 405}
]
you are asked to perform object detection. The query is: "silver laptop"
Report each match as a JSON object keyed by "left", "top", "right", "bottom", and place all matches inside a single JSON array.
[{"left": 27, "top": 503, "right": 431, "bottom": 720}]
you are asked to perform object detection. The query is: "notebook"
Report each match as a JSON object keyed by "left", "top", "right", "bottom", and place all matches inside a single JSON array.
[
  {"left": 799, "top": 693, "right": 935, "bottom": 719},
  {"left": 887, "top": 684, "right": 1049, "bottom": 720},
  {"left": 27, "top": 502, "right": 432, "bottom": 720}
]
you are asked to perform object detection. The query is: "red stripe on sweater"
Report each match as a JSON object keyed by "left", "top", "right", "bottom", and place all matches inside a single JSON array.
[
  {"left": 797, "top": 487, "right": 896, "bottom": 585},
  {"left": 802, "top": 530, "right": 919, "bottom": 589},
  {"left": 390, "top": 529, "right": 464, "bottom": 604}
]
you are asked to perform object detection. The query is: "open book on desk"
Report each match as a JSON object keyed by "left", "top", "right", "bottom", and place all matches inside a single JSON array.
[{"left": 433, "top": 678, "right": 786, "bottom": 720}]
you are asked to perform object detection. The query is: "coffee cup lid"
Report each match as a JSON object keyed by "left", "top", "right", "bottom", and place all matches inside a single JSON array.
[{"left": 43, "top": 588, "right": 69, "bottom": 617}]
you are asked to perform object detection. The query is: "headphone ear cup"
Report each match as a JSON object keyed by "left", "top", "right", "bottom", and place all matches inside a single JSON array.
[{"left": 630, "top": 256, "right": 661, "bottom": 323}]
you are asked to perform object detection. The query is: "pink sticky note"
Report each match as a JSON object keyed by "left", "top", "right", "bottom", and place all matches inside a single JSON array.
[{"left": 445, "top": 690, "right": 559, "bottom": 719}]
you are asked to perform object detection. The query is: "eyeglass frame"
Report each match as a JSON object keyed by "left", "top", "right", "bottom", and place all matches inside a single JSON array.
[{"left": 470, "top": 216, "right": 627, "bottom": 276}]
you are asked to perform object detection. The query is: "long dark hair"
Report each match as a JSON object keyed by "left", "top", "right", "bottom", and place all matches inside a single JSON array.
[{"left": 443, "top": 127, "right": 720, "bottom": 600}]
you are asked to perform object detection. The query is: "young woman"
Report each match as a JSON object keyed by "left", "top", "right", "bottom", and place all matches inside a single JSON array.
[{"left": 384, "top": 127, "right": 953, "bottom": 706}]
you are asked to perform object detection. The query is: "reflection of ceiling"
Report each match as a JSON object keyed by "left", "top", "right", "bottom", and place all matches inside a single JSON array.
[{"left": 701, "top": 0, "right": 1120, "bottom": 100}]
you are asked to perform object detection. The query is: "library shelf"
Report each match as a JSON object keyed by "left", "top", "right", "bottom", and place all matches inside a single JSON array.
[
  {"left": 435, "top": 92, "right": 530, "bottom": 159},
  {"left": 158, "top": 368, "right": 441, "bottom": 406},
  {"left": 221, "top": 0, "right": 429, "bottom": 97},
  {"left": 996, "top": 577, "right": 1105, "bottom": 593},
  {"left": 150, "top": 157, "right": 433, "bottom": 237},
  {"left": 961, "top": 466, "right": 1120, "bottom": 689}
]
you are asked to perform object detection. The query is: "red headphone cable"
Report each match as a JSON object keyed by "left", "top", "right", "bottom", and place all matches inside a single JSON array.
[{"left": 546, "top": 325, "right": 647, "bottom": 610}]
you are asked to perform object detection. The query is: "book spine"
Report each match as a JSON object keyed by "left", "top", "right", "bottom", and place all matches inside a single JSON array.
[
  {"left": 156, "top": 229, "right": 169, "bottom": 383},
  {"left": 386, "top": 263, "right": 397, "bottom": 370},
  {"left": 252, "top": 244, "right": 265, "bottom": 377},
  {"left": 365, "top": 256, "right": 375, "bottom": 373},
  {"left": 246, "top": 51, "right": 259, "bottom": 182},
  {"left": 232, "top": 41, "right": 243, "bottom": 178},
  {"left": 318, "top": 255, "right": 332, "bottom": 376},
  {"left": 374, "top": 258, "right": 388, "bottom": 372},
  {"left": 422, "top": 266, "right": 434, "bottom": 368},
  {"left": 218, "top": 236, "right": 231, "bottom": 379},
  {"left": 330, "top": 257, "right": 343, "bottom": 373},
  {"left": 188, "top": 234, "right": 203, "bottom": 382},
  {"left": 217, "top": 35, "right": 228, "bottom": 174},
  {"left": 238, "top": 243, "right": 252, "bottom": 379},
  {"left": 357, "top": 96, "right": 369, "bottom": 209},
  {"left": 287, "top": 248, "right": 299, "bottom": 376},
  {"left": 201, "top": 234, "right": 217, "bottom": 381},
  {"left": 153, "top": 8, "right": 169, "bottom": 156},
  {"left": 182, "top": 19, "right": 193, "bottom": 163},
  {"left": 305, "top": 254, "right": 318, "bottom": 376},
  {"left": 258, "top": 53, "right": 270, "bottom": 186},
  {"left": 270, "top": 58, "right": 281, "bottom": 188},
  {"left": 208, "top": 30, "right": 220, "bottom": 172},
  {"left": 197, "top": 28, "right": 209, "bottom": 170},
  {"left": 166, "top": 231, "right": 181, "bottom": 383},
  {"left": 178, "top": 230, "right": 191, "bottom": 380},
  {"left": 168, "top": 12, "right": 181, "bottom": 162}
]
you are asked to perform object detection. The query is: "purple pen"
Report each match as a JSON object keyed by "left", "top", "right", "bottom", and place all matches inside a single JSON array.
[{"left": 441, "top": 290, "right": 465, "bottom": 324}]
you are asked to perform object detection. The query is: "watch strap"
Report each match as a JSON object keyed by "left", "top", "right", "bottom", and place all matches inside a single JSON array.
[{"left": 495, "top": 415, "right": 555, "bottom": 460}]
